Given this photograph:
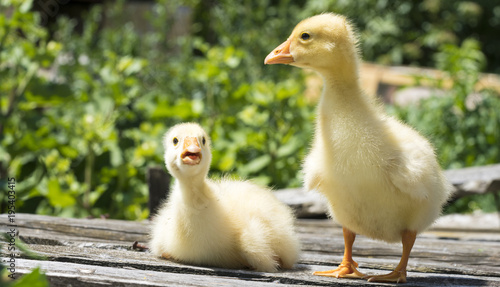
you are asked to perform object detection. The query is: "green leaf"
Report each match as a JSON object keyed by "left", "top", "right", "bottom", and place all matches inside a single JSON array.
[
  {"left": 59, "top": 146, "right": 79, "bottom": 159},
  {"left": 241, "top": 155, "right": 271, "bottom": 174},
  {"left": 19, "top": 0, "right": 34, "bottom": 14},
  {"left": 109, "top": 143, "right": 123, "bottom": 167},
  {"left": 24, "top": 79, "right": 72, "bottom": 106},
  {"left": 117, "top": 56, "right": 145, "bottom": 75},
  {"left": 47, "top": 178, "right": 76, "bottom": 208},
  {"left": 218, "top": 150, "right": 236, "bottom": 171},
  {"left": 277, "top": 137, "right": 301, "bottom": 158},
  {"left": 13, "top": 267, "right": 49, "bottom": 287},
  {"left": 152, "top": 99, "right": 193, "bottom": 119}
]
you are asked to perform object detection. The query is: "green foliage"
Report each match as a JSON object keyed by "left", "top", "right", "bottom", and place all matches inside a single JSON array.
[
  {"left": 1, "top": 0, "right": 499, "bottom": 218},
  {"left": 15, "top": 268, "right": 49, "bottom": 287},
  {"left": 191, "top": 0, "right": 305, "bottom": 82},
  {"left": 446, "top": 191, "right": 500, "bottom": 214},
  {"left": 0, "top": 268, "right": 50, "bottom": 287},
  {"left": 0, "top": 0, "right": 313, "bottom": 219},
  {"left": 389, "top": 38, "right": 500, "bottom": 169},
  {"left": 388, "top": 39, "right": 500, "bottom": 213}
]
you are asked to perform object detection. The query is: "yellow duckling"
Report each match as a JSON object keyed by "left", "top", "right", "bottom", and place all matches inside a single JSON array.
[
  {"left": 150, "top": 123, "right": 300, "bottom": 272},
  {"left": 265, "top": 13, "right": 452, "bottom": 283}
]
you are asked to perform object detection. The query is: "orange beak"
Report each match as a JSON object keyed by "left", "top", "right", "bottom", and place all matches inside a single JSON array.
[
  {"left": 264, "top": 38, "right": 294, "bottom": 65},
  {"left": 181, "top": 137, "right": 202, "bottom": 165}
]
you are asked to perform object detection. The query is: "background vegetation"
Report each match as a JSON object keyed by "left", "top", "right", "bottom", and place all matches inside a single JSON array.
[{"left": 1, "top": 0, "right": 499, "bottom": 219}]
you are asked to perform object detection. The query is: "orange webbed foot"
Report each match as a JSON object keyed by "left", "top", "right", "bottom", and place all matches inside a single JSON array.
[
  {"left": 366, "top": 269, "right": 406, "bottom": 283},
  {"left": 313, "top": 260, "right": 366, "bottom": 279},
  {"left": 365, "top": 230, "right": 416, "bottom": 283}
]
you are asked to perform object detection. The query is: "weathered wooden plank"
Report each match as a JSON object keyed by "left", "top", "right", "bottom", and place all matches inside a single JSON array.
[
  {"left": 432, "top": 212, "right": 500, "bottom": 230},
  {"left": 15, "top": 259, "right": 310, "bottom": 287},
  {"left": 274, "top": 189, "right": 329, "bottom": 218},
  {"left": 2, "top": 213, "right": 500, "bottom": 286},
  {"left": 12, "top": 246, "right": 364, "bottom": 286},
  {"left": 10, "top": 245, "right": 500, "bottom": 286},
  {"left": 0, "top": 213, "right": 149, "bottom": 242},
  {"left": 274, "top": 164, "right": 500, "bottom": 218},
  {"left": 12, "top": 208, "right": 499, "bottom": 235},
  {"left": 19, "top": 232, "right": 498, "bottom": 279},
  {"left": 359, "top": 63, "right": 500, "bottom": 95},
  {"left": 304, "top": 62, "right": 500, "bottom": 103},
  {"left": 444, "top": 164, "right": 500, "bottom": 198},
  {"left": 12, "top": 253, "right": 500, "bottom": 287},
  {"left": 296, "top": 215, "right": 500, "bottom": 241},
  {"left": 444, "top": 164, "right": 500, "bottom": 185},
  {"left": 299, "top": 239, "right": 500, "bottom": 277},
  {"left": 3, "top": 213, "right": 500, "bottom": 247}
]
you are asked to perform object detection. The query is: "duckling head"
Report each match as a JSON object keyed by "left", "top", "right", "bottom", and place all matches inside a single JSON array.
[
  {"left": 163, "top": 123, "right": 211, "bottom": 179},
  {"left": 264, "top": 13, "right": 359, "bottom": 76}
]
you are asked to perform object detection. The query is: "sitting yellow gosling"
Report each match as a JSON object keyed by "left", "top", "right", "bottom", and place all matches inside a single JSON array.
[
  {"left": 150, "top": 123, "right": 300, "bottom": 272},
  {"left": 265, "top": 13, "right": 452, "bottom": 283}
]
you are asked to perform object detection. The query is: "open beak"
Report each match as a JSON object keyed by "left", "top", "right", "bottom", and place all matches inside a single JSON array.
[
  {"left": 180, "top": 137, "right": 202, "bottom": 165},
  {"left": 264, "top": 38, "right": 294, "bottom": 65}
]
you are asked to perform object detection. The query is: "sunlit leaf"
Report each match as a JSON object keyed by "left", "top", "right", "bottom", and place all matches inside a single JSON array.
[
  {"left": 13, "top": 267, "right": 49, "bottom": 287},
  {"left": 240, "top": 155, "right": 271, "bottom": 174},
  {"left": 47, "top": 178, "right": 76, "bottom": 207},
  {"left": 277, "top": 137, "right": 301, "bottom": 158},
  {"left": 19, "top": 0, "right": 34, "bottom": 13}
]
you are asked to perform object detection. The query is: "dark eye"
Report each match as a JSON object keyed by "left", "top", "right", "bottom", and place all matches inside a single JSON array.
[
  {"left": 300, "top": 32, "right": 310, "bottom": 40},
  {"left": 173, "top": 137, "right": 179, "bottom": 145},
  {"left": 202, "top": 137, "right": 206, "bottom": 145}
]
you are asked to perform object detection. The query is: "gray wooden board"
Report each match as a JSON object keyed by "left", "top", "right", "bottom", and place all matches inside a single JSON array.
[
  {"left": 443, "top": 164, "right": 500, "bottom": 185},
  {"left": 13, "top": 258, "right": 500, "bottom": 287},
  {"left": 274, "top": 164, "right": 500, "bottom": 218},
  {"left": 1, "top": 213, "right": 500, "bottom": 286}
]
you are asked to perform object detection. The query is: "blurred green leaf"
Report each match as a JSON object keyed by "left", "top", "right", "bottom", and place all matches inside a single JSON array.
[
  {"left": 218, "top": 149, "right": 237, "bottom": 172},
  {"left": 13, "top": 267, "right": 49, "bottom": 287},
  {"left": 277, "top": 137, "right": 301, "bottom": 158},
  {"left": 47, "top": 178, "right": 76, "bottom": 207},
  {"left": 240, "top": 155, "right": 271, "bottom": 175},
  {"left": 19, "top": 0, "right": 34, "bottom": 13}
]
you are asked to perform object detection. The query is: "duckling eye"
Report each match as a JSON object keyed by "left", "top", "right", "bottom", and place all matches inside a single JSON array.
[
  {"left": 300, "top": 32, "right": 310, "bottom": 40},
  {"left": 202, "top": 137, "right": 206, "bottom": 145},
  {"left": 173, "top": 137, "right": 179, "bottom": 146}
]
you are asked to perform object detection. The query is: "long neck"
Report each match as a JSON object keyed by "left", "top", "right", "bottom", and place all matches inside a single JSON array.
[
  {"left": 315, "top": 57, "right": 378, "bottom": 145},
  {"left": 318, "top": 66, "right": 368, "bottom": 118},
  {"left": 175, "top": 174, "right": 214, "bottom": 210},
  {"left": 320, "top": 52, "right": 361, "bottom": 97}
]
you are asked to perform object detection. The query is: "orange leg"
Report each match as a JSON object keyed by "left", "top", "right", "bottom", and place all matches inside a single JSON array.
[
  {"left": 366, "top": 230, "right": 417, "bottom": 283},
  {"left": 313, "top": 227, "right": 366, "bottom": 279}
]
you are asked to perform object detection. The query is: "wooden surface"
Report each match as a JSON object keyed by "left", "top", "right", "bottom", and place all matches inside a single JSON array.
[
  {"left": 304, "top": 62, "right": 500, "bottom": 104},
  {"left": 1, "top": 213, "right": 499, "bottom": 286},
  {"left": 444, "top": 164, "right": 500, "bottom": 199},
  {"left": 360, "top": 63, "right": 500, "bottom": 96},
  {"left": 275, "top": 164, "right": 500, "bottom": 218}
]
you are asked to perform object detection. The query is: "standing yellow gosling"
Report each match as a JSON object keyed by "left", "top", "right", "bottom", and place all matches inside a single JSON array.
[
  {"left": 150, "top": 123, "right": 300, "bottom": 272},
  {"left": 265, "top": 13, "right": 452, "bottom": 283}
]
